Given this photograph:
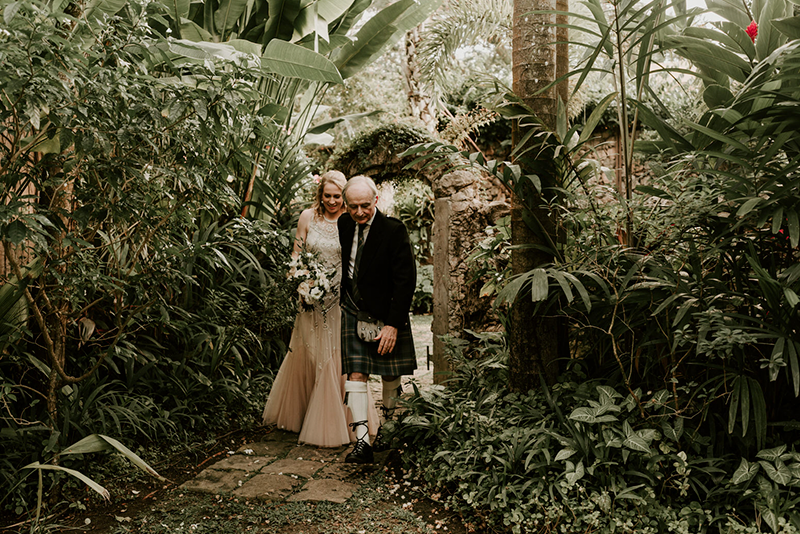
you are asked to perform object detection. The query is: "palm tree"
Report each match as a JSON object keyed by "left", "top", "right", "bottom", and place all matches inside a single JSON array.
[{"left": 507, "top": 0, "right": 568, "bottom": 390}]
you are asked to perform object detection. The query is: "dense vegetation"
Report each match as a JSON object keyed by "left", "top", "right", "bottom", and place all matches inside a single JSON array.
[
  {"left": 0, "top": 0, "right": 435, "bottom": 524},
  {"left": 2, "top": 0, "right": 800, "bottom": 530},
  {"left": 392, "top": 0, "right": 800, "bottom": 531}
]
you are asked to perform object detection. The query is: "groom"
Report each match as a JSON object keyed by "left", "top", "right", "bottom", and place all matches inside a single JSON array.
[{"left": 338, "top": 175, "right": 417, "bottom": 464}]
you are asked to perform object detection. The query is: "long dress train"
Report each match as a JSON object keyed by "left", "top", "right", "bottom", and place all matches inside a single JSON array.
[{"left": 262, "top": 215, "right": 378, "bottom": 447}]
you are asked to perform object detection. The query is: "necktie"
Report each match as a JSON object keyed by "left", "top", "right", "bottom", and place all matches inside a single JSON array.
[{"left": 351, "top": 224, "right": 366, "bottom": 304}]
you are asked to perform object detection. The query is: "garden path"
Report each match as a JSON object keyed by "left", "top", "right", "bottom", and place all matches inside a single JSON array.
[{"left": 180, "top": 314, "right": 435, "bottom": 505}]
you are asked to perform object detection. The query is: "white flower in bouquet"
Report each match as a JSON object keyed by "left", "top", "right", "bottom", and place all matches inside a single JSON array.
[
  {"left": 289, "top": 247, "right": 338, "bottom": 311},
  {"left": 309, "top": 286, "right": 323, "bottom": 300}
]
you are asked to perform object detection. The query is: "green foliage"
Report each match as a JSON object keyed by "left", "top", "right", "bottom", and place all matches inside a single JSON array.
[
  {"left": 412, "top": 264, "right": 434, "bottom": 313},
  {"left": 401, "top": 2, "right": 800, "bottom": 530},
  {"left": 406, "top": 0, "right": 800, "bottom": 455},
  {"left": 392, "top": 179, "right": 434, "bottom": 313},
  {"left": 393, "top": 180, "right": 435, "bottom": 262},
  {"left": 466, "top": 214, "right": 511, "bottom": 299},
  {"left": 392, "top": 335, "right": 800, "bottom": 534},
  {"left": 0, "top": 0, "right": 294, "bottom": 518},
  {"left": 416, "top": 0, "right": 512, "bottom": 108},
  {"left": 329, "top": 122, "right": 433, "bottom": 182}
]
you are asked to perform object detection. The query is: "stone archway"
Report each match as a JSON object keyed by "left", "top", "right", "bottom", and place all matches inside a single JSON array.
[{"left": 331, "top": 125, "right": 510, "bottom": 383}]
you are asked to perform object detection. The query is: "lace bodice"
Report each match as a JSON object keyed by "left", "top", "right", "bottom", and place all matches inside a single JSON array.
[{"left": 306, "top": 215, "right": 342, "bottom": 311}]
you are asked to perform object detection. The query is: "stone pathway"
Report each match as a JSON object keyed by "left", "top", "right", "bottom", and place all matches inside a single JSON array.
[
  {"left": 180, "top": 314, "right": 435, "bottom": 506},
  {"left": 180, "top": 429, "right": 390, "bottom": 504}
]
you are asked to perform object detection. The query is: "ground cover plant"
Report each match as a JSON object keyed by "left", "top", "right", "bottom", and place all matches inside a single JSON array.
[{"left": 392, "top": 333, "right": 800, "bottom": 534}]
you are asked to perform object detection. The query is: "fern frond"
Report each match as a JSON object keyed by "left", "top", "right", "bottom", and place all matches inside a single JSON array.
[
  {"left": 440, "top": 107, "right": 499, "bottom": 148},
  {"left": 417, "top": 0, "right": 512, "bottom": 100}
]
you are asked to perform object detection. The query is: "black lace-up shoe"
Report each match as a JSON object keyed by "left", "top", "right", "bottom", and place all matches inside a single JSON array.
[
  {"left": 372, "top": 425, "right": 389, "bottom": 453},
  {"left": 345, "top": 439, "right": 374, "bottom": 464}
]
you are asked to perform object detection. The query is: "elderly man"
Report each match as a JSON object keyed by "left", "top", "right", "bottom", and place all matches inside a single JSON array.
[{"left": 339, "top": 175, "right": 417, "bottom": 464}]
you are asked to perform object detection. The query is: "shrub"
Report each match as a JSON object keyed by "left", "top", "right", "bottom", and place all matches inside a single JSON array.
[{"left": 392, "top": 334, "right": 800, "bottom": 534}]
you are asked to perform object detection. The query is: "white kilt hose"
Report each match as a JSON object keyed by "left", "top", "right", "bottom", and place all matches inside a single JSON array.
[{"left": 341, "top": 304, "right": 417, "bottom": 377}]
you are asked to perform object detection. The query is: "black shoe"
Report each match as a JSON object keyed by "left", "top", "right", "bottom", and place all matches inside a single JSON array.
[
  {"left": 372, "top": 425, "right": 389, "bottom": 453},
  {"left": 345, "top": 439, "right": 374, "bottom": 464}
]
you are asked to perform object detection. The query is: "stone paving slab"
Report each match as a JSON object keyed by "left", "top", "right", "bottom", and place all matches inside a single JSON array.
[
  {"left": 233, "top": 473, "right": 301, "bottom": 501},
  {"left": 236, "top": 440, "right": 294, "bottom": 457},
  {"left": 285, "top": 445, "right": 343, "bottom": 462},
  {"left": 317, "top": 462, "right": 365, "bottom": 480},
  {"left": 183, "top": 431, "right": 361, "bottom": 504},
  {"left": 180, "top": 468, "right": 250, "bottom": 493},
  {"left": 210, "top": 454, "right": 271, "bottom": 472},
  {"left": 286, "top": 479, "right": 358, "bottom": 504},
  {"left": 261, "top": 458, "right": 324, "bottom": 478},
  {"left": 184, "top": 432, "right": 400, "bottom": 505},
  {"left": 181, "top": 315, "right": 434, "bottom": 505}
]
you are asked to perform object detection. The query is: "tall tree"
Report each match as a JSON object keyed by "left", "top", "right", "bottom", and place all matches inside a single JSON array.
[{"left": 508, "top": 0, "right": 568, "bottom": 390}]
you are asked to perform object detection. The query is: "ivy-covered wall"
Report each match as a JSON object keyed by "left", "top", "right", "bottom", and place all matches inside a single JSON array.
[{"left": 328, "top": 123, "right": 436, "bottom": 184}]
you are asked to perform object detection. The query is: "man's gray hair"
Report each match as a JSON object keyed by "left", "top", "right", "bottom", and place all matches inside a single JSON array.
[{"left": 342, "top": 175, "right": 378, "bottom": 205}]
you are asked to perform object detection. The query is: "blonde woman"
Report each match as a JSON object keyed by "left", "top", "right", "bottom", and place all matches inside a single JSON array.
[{"left": 262, "top": 171, "right": 378, "bottom": 447}]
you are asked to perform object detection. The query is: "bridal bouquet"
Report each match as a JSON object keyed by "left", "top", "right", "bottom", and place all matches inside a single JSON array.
[{"left": 288, "top": 249, "right": 338, "bottom": 311}]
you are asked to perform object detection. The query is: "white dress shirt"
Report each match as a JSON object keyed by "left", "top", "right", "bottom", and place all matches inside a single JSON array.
[{"left": 348, "top": 211, "right": 376, "bottom": 279}]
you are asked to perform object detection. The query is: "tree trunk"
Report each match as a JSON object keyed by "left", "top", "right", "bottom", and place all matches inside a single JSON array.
[{"left": 509, "top": 0, "right": 568, "bottom": 392}]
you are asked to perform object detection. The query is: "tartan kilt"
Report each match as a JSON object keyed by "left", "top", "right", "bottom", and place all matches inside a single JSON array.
[{"left": 341, "top": 306, "right": 417, "bottom": 377}]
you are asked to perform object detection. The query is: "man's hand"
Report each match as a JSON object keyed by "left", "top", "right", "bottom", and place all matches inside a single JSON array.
[{"left": 374, "top": 325, "right": 398, "bottom": 355}]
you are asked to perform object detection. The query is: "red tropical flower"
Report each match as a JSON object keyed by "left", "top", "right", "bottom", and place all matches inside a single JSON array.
[{"left": 746, "top": 21, "right": 758, "bottom": 42}]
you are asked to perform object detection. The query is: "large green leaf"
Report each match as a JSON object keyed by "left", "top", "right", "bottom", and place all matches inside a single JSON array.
[
  {"left": 294, "top": 0, "right": 356, "bottom": 41},
  {"left": 262, "top": 39, "right": 343, "bottom": 83},
  {"left": 756, "top": 0, "right": 790, "bottom": 61},
  {"left": 706, "top": 0, "right": 750, "bottom": 27},
  {"left": 388, "top": 0, "right": 442, "bottom": 41},
  {"left": 757, "top": 444, "right": 788, "bottom": 461},
  {"left": 0, "top": 258, "right": 41, "bottom": 325},
  {"left": 292, "top": 4, "right": 326, "bottom": 42},
  {"left": 316, "top": 0, "right": 355, "bottom": 23},
  {"left": 227, "top": 38, "right": 265, "bottom": 56},
  {"left": 579, "top": 93, "right": 617, "bottom": 144},
  {"left": 530, "top": 268, "right": 549, "bottom": 302},
  {"left": 83, "top": 0, "right": 128, "bottom": 21},
  {"left": 61, "top": 434, "right": 168, "bottom": 482},
  {"left": 331, "top": 0, "right": 371, "bottom": 35},
  {"left": 179, "top": 19, "right": 214, "bottom": 41},
  {"left": 264, "top": 0, "right": 303, "bottom": 42},
  {"left": 159, "top": 0, "right": 190, "bottom": 22},
  {"left": 165, "top": 39, "right": 249, "bottom": 62},
  {"left": 496, "top": 272, "right": 528, "bottom": 306},
  {"left": 759, "top": 459, "right": 793, "bottom": 485},
  {"left": 748, "top": 377, "right": 767, "bottom": 449},
  {"left": 215, "top": 0, "right": 252, "bottom": 34},
  {"left": 333, "top": 0, "right": 415, "bottom": 79},
  {"left": 666, "top": 36, "right": 752, "bottom": 83},
  {"left": 622, "top": 433, "right": 651, "bottom": 452},
  {"left": 24, "top": 462, "right": 110, "bottom": 500},
  {"left": 731, "top": 458, "right": 760, "bottom": 484},
  {"left": 685, "top": 120, "right": 750, "bottom": 152},
  {"left": 773, "top": 16, "right": 800, "bottom": 39}
]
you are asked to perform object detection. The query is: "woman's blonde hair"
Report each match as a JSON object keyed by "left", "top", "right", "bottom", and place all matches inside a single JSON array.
[{"left": 313, "top": 170, "right": 347, "bottom": 218}]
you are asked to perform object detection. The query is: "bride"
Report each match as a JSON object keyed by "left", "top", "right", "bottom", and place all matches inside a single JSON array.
[{"left": 262, "top": 171, "right": 378, "bottom": 447}]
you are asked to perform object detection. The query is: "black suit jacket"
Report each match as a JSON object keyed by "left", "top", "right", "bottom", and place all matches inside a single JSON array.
[{"left": 338, "top": 210, "right": 416, "bottom": 328}]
